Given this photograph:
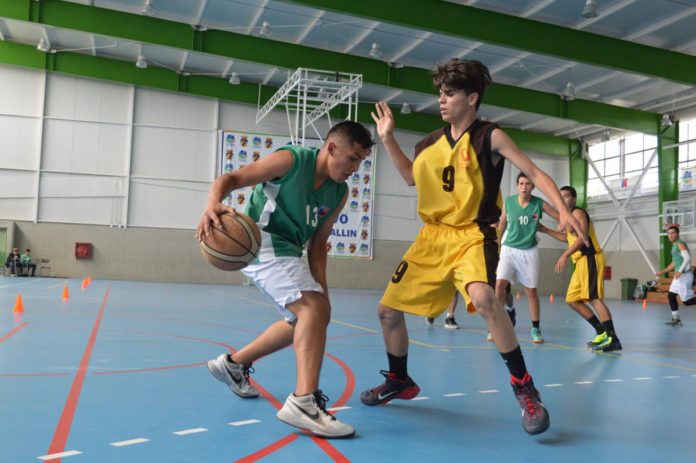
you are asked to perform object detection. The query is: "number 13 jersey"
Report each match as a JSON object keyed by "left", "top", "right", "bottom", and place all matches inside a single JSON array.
[{"left": 413, "top": 120, "right": 504, "bottom": 227}]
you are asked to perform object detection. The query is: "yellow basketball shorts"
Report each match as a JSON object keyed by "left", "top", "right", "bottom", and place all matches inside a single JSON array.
[
  {"left": 380, "top": 222, "right": 498, "bottom": 317},
  {"left": 566, "top": 252, "right": 605, "bottom": 302}
]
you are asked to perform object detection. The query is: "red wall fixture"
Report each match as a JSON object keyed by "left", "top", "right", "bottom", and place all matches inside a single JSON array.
[
  {"left": 604, "top": 265, "right": 612, "bottom": 280},
  {"left": 75, "top": 242, "right": 93, "bottom": 259}
]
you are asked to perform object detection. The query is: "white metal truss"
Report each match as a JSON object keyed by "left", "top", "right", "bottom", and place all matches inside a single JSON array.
[{"left": 255, "top": 68, "right": 362, "bottom": 146}]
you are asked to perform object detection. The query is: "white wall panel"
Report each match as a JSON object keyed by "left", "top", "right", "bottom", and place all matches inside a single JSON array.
[
  {"left": 0, "top": 170, "right": 36, "bottom": 198},
  {"left": 45, "top": 74, "right": 131, "bottom": 123},
  {"left": 42, "top": 119, "right": 128, "bottom": 175},
  {"left": 40, "top": 172, "right": 123, "bottom": 197},
  {"left": 39, "top": 197, "right": 119, "bottom": 225},
  {"left": 128, "top": 179, "right": 208, "bottom": 229},
  {"left": 0, "top": 115, "right": 42, "bottom": 170},
  {"left": 0, "top": 198, "right": 34, "bottom": 221},
  {"left": 0, "top": 65, "right": 44, "bottom": 117},
  {"left": 131, "top": 126, "right": 214, "bottom": 181},
  {"left": 135, "top": 88, "right": 216, "bottom": 130}
]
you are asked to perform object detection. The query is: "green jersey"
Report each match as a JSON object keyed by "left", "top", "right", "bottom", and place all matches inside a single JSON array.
[
  {"left": 502, "top": 194, "right": 543, "bottom": 250},
  {"left": 245, "top": 145, "right": 347, "bottom": 260},
  {"left": 672, "top": 239, "right": 690, "bottom": 272}
]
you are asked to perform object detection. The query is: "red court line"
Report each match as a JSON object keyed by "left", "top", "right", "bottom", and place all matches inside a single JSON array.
[
  {"left": 0, "top": 322, "right": 28, "bottom": 343},
  {"left": 45, "top": 284, "right": 111, "bottom": 462},
  {"left": 233, "top": 350, "right": 355, "bottom": 462}
]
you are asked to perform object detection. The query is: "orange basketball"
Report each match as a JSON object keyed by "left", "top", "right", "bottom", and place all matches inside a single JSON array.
[{"left": 200, "top": 212, "right": 261, "bottom": 271}]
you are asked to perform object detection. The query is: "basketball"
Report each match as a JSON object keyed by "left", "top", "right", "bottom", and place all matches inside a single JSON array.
[{"left": 200, "top": 212, "right": 261, "bottom": 271}]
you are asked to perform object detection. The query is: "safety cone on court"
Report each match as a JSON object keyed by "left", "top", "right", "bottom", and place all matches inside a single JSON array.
[
  {"left": 516, "top": 291, "right": 521, "bottom": 301},
  {"left": 86, "top": 275, "right": 92, "bottom": 286},
  {"left": 549, "top": 293, "right": 555, "bottom": 303},
  {"left": 80, "top": 277, "right": 88, "bottom": 290},
  {"left": 13, "top": 293, "right": 24, "bottom": 313},
  {"left": 642, "top": 298, "right": 648, "bottom": 311},
  {"left": 61, "top": 284, "right": 70, "bottom": 301}
]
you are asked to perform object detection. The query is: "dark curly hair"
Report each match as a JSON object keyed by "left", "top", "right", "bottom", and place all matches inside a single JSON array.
[{"left": 433, "top": 59, "right": 492, "bottom": 110}]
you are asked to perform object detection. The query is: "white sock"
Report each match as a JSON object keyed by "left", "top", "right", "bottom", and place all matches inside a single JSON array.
[
  {"left": 446, "top": 312, "right": 454, "bottom": 318},
  {"left": 672, "top": 310, "right": 680, "bottom": 320}
]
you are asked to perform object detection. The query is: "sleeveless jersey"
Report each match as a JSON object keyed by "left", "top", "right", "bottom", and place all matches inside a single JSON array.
[
  {"left": 502, "top": 195, "right": 543, "bottom": 249},
  {"left": 412, "top": 120, "right": 504, "bottom": 227},
  {"left": 566, "top": 206, "right": 602, "bottom": 263},
  {"left": 672, "top": 239, "right": 689, "bottom": 271},
  {"left": 245, "top": 145, "right": 347, "bottom": 260}
]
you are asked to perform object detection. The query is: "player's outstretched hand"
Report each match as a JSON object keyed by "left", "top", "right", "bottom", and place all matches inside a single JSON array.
[
  {"left": 196, "top": 201, "right": 236, "bottom": 241},
  {"left": 371, "top": 101, "right": 395, "bottom": 141},
  {"left": 559, "top": 210, "right": 590, "bottom": 247}
]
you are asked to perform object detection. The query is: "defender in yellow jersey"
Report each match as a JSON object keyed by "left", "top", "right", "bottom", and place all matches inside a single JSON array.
[
  {"left": 540, "top": 186, "right": 622, "bottom": 352},
  {"left": 360, "top": 59, "right": 588, "bottom": 436}
]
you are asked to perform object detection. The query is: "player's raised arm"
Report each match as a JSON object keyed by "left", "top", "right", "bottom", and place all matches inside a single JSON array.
[{"left": 371, "top": 101, "right": 415, "bottom": 186}]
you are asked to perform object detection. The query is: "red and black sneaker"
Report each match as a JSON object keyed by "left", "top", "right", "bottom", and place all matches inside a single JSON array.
[
  {"left": 360, "top": 370, "right": 420, "bottom": 406},
  {"left": 510, "top": 372, "right": 550, "bottom": 435}
]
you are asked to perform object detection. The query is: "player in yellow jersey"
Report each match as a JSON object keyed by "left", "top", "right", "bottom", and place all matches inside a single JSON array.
[
  {"left": 539, "top": 186, "right": 622, "bottom": 352},
  {"left": 360, "top": 59, "right": 587, "bottom": 435}
]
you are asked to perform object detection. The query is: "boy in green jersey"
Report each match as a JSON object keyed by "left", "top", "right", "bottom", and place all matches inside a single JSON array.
[
  {"left": 197, "top": 121, "right": 374, "bottom": 439},
  {"left": 495, "top": 173, "right": 558, "bottom": 343},
  {"left": 656, "top": 225, "right": 696, "bottom": 326}
]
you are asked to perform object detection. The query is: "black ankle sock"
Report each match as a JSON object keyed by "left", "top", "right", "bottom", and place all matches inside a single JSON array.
[
  {"left": 586, "top": 316, "right": 605, "bottom": 335},
  {"left": 602, "top": 320, "right": 617, "bottom": 339},
  {"left": 532, "top": 320, "right": 540, "bottom": 329},
  {"left": 227, "top": 354, "right": 237, "bottom": 364},
  {"left": 387, "top": 352, "right": 408, "bottom": 379},
  {"left": 500, "top": 345, "right": 527, "bottom": 380}
]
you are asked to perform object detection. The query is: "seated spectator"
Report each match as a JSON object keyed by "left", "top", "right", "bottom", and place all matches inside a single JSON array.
[
  {"left": 4, "top": 248, "right": 22, "bottom": 276},
  {"left": 21, "top": 249, "right": 36, "bottom": 277}
]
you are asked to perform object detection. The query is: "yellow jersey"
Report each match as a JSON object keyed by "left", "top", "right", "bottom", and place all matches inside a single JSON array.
[
  {"left": 412, "top": 120, "right": 504, "bottom": 227},
  {"left": 566, "top": 206, "right": 602, "bottom": 263}
]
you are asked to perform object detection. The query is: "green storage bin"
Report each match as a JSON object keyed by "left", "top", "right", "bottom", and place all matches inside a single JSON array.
[{"left": 620, "top": 278, "right": 638, "bottom": 300}]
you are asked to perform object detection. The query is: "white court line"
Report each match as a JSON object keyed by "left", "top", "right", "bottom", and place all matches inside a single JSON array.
[
  {"left": 1, "top": 278, "right": 43, "bottom": 289},
  {"left": 37, "top": 450, "right": 82, "bottom": 460},
  {"left": 544, "top": 384, "right": 563, "bottom": 387},
  {"left": 327, "top": 406, "right": 351, "bottom": 411},
  {"left": 47, "top": 280, "right": 70, "bottom": 289},
  {"left": 634, "top": 377, "right": 652, "bottom": 380},
  {"left": 574, "top": 381, "right": 593, "bottom": 385},
  {"left": 411, "top": 396, "right": 430, "bottom": 401},
  {"left": 173, "top": 428, "right": 208, "bottom": 435},
  {"left": 605, "top": 379, "right": 624, "bottom": 382},
  {"left": 478, "top": 390, "right": 499, "bottom": 394},
  {"left": 444, "top": 393, "right": 466, "bottom": 397},
  {"left": 229, "top": 419, "right": 260, "bottom": 426},
  {"left": 110, "top": 438, "right": 149, "bottom": 447},
  {"left": 663, "top": 375, "right": 681, "bottom": 379}
]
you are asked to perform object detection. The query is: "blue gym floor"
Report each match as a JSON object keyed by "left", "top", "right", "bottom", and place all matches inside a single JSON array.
[{"left": 1, "top": 277, "right": 693, "bottom": 462}]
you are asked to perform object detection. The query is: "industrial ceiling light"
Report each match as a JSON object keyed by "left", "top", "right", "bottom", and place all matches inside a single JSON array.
[
  {"left": 142, "top": 0, "right": 154, "bottom": 16},
  {"left": 400, "top": 102, "right": 412, "bottom": 115},
  {"left": 601, "top": 130, "right": 610, "bottom": 142},
  {"left": 228, "top": 72, "right": 240, "bottom": 85},
  {"left": 259, "top": 21, "right": 270, "bottom": 37},
  {"left": 582, "top": 0, "right": 598, "bottom": 19},
  {"left": 135, "top": 54, "right": 148, "bottom": 69},
  {"left": 369, "top": 42, "right": 382, "bottom": 59},
  {"left": 37, "top": 37, "right": 50, "bottom": 52},
  {"left": 563, "top": 81, "right": 576, "bottom": 101},
  {"left": 661, "top": 113, "right": 674, "bottom": 128}
]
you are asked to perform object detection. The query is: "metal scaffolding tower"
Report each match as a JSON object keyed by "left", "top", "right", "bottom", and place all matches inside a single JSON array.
[{"left": 256, "top": 68, "right": 362, "bottom": 146}]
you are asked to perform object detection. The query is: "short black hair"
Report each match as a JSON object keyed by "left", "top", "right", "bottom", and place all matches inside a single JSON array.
[
  {"left": 667, "top": 225, "right": 680, "bottom": 234},
  {"left": 560, "top": 186, "right": 577, "bottom": 198},
  {"left": 516, "top": 172, "right": 531, "bottom": 184},
  {"left": 433, "top": 59, "right": 492, "bottom": 110},
  {"left": 327, "top": 121, "right": 375, "bottom": 149}
]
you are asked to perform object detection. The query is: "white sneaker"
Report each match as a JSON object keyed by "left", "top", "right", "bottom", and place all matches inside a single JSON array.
[
  {"left": 207, "top": 353, "right": 259, "bottom": 398},
  {"left": 276, "top": 390, "right": 355, "bottom": 439}
]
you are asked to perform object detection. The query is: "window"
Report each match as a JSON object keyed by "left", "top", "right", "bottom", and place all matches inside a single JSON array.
[{"left": 587, "top": 133, "right": 658, "bottom": 202}]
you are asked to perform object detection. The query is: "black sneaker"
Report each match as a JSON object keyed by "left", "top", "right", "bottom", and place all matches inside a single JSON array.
[
  {"left": 424, "top": 316, "right": 435, "bottom": 326},
  {"left": 508, "top": 306, "right": 517, "bottom": 327},
  {"left": 599, "top": 337, "right": 622, "bottom": 352},
  {"left": 444, "top": 314, "right": 460, "bottom": 329},
  {"left": 360, "top": 370, "right": 420, "bottom": 406},
  {"left": 665, "top": 318, "right": 683, "bottom": 327},
  {"left": 511, "top": 373, "right": 550, "bottom": 435}
]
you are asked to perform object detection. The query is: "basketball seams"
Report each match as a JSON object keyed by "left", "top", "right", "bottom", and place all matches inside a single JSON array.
[{"left": 200, "top": 212, "right": 261, "bottom": 271}]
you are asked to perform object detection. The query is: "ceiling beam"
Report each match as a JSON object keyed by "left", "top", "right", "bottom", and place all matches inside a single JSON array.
[
  {"left": 283, "top": 0, "right": 696, "bottom": 87},
  {"left": 0, "top": 0, "right": 660, "bottom": 133},
  {"left": 0, "top": 39, "right": 577, "bottom": 157}
]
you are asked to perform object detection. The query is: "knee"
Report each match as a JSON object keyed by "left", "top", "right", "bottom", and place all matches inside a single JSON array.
[
  {"left": 293, "top": 293, "right": 331, "bottom": 326},
  {"left": 469, "top": 288, "right": 498, "bottom": 318},
  {"left": 377, "top": 303, "right": 402, "bottom": 328}
]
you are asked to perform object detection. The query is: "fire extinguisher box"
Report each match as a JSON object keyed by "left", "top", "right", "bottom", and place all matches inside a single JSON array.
[{"left": 75, "top": 242, "right": 93, "bottom": 259}]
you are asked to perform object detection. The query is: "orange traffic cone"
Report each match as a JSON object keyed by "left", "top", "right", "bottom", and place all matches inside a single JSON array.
[
  {"left": 86, "top": 275, "right": 92, "bottom": 286},
  {"left": 549, "top": 293, "right": 555, "bottom": 303},
  {"left": 642, "top": 298, "right": 648, "bottom": 311},
  {"left": 515, "top": 291, "right": 521, "bottom": 301},
  {"left": 13, "top": 293, "right": 24, "bottom": 313},
  {"left": 61, "top": 284, "right": 70, "bottom": 301},
  {"left": 80, "top": 278, "right": 88, "bottom": 290}
]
